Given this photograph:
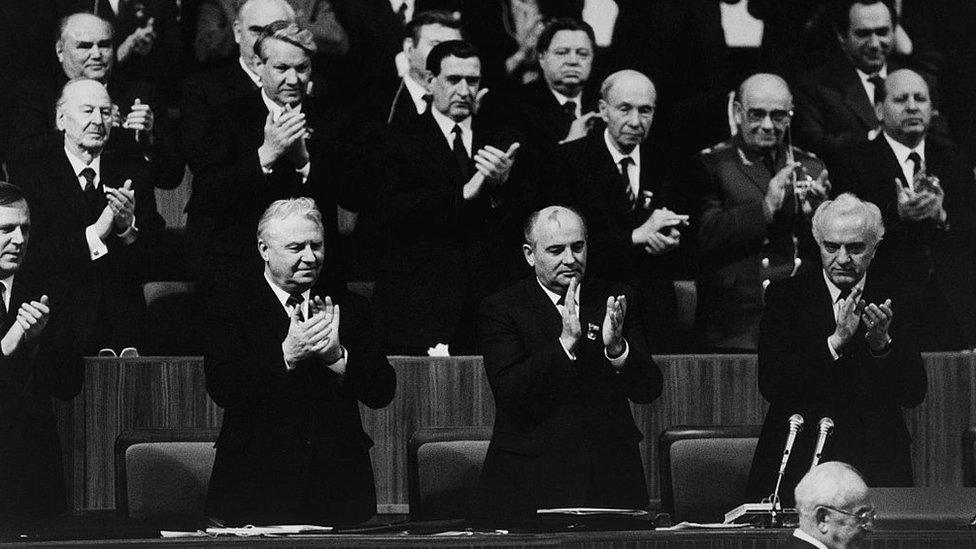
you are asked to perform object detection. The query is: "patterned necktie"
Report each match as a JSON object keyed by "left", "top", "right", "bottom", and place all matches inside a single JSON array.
[
  {"left": 619, "top": 157, "right": 636, "bottom": 209},
  {"left": 286, "top": 293, "right": 305, "bottom": 321},
  {"left": 452, "top": 125, "right": 471, "bottom": 180},
  {"left": 907, "top": 151, "right": 922, "bottom": 177},
  {"left": 869, "top": 75, "right": 885, "bottom": 105}
]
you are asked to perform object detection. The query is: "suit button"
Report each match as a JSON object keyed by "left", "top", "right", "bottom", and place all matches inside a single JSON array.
[
  {"left": 762, "top": 238, "right": 770, "bottom": 246},
  {"left": 761, "top": 257, "right": 770, "bottom": 268},
  {"left": 304, "top": 439, "right": 312, "bottom": 446}
]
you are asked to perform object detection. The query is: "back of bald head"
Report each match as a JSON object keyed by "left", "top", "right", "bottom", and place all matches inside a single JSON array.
[
  {"left": 795, "top": 462, "right": 869, "bottom": 518},
  {"left": 737, "top": 73, "right": 792, "bottom": 105},
  {"left": 237, "top": 0, "right": 296, "bottom": 24},
  {"left": 600, "top": 69, "right": 656, "bottom": 101},
  {"left": 524, "top": 205, "right": 587, "bottom": 247}
]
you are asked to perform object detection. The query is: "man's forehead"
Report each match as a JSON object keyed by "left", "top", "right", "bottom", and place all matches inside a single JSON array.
[
  {"left": 886, "top": 73, "right": 928, "bottom": 97},
  {"left": 419, "top": 24, "right": 460, "bottom": 41},
  {"left": 822, "top": 215, "right": 870, "bottom": 240},
  {"left": 64, "top": 86, "right": 111, "bottom": 107},
  {"left": 439, "top": 56, "right": 481, "bottom": 75},
  {"left": 242, "top": 2, "right": 292, "bottom": 26},
  {"left": 549, "top": 30, "right": 592, "bottom": 48},
  {"left": 850, "top": 2, "right": 892, "bottom": 28},
  {"left": 64, "top": 17, "right": 112, "bottom": 41},
  {"left": 263, "top": 39, "right": 310, "bottom": 64}
]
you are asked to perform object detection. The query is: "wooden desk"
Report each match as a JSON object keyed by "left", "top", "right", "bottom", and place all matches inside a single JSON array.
[{"left": 55, "top": 354, "right": 976, "bottom": 513}]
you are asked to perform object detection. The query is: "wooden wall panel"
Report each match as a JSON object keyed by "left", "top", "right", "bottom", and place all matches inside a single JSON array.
[{"left": 55, "top": 353, "right": 976, "bottom": 513}]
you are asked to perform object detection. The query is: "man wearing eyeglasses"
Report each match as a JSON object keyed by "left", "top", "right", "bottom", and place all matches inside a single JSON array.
[
  {"left": 694, "top": 73, "right": 830, "bottom": 352},
  {"left": 792, "top": 462, "right": 875, "bottom": 549},
  {"left": 746, "top": 194, "right": 925, "bottom": 505}
]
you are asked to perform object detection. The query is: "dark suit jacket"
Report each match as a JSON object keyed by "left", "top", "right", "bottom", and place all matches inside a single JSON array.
[
  {"left": 475, "top": 276, "right": 662, "bottom": 520},
  {"left": 694, "top": 138, "right": 825, "bottom": 350},
  {"left": 830, "top": 134, "right": 976, "bottom": 349},
  {"left": 372, "top": 111, "right": 525, "bottom": 353},
  {"left": 786, "top": 533, "right": 820, "bottom": 549},
  {"left": 543, "top": 132, "right": 688, "bottom": 351},
  {"left": 793, "top": 59, "right": 881, "bottom": 156},
  {"left": 493, "top": 79, "right": 601, "bottom": 154},
  {"left": 745, "top": 269, "right": 926, "bottom": 505},
  {"left": 204, "top": 273, "right": 396, "bottom": 525},
  {"left": 189, "top": 92, "right": 363, "bottom": 275},
  {"left": 0, "top": 278, "right": 83, "bottom": 517},
  {"left": 8, "top": 145, "right": 164, "bottom": 353}
]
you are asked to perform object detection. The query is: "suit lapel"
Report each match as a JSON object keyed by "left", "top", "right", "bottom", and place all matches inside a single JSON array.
[
  {"left": 56, "top": 153, "right": 92, "bottom": 221},
  {"left": 839, "top": 68, "right": 877, "bottom": 130},
  {"left": 524, "top": 278, "right": 564, "bottom": 341},
  {"left": 248, "top": 276, "right": 290, "bottom": 342},
  {"left": 418, "top": 112, "right": 467, "bottom": 184}
]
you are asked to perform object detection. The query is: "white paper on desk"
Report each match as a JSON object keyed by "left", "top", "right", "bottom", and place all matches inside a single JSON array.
[
  {"left": 657, "top": 522, "right": 750, "bottom": 531},
  {"left": 160, "top": 530, "right": 210, "bottom": 538},
  {"left": 536, "top": 507, "right": 649, "bottom": 517},
  {"left": 205, "top": 524, "right": 333, "bottom": 536}
]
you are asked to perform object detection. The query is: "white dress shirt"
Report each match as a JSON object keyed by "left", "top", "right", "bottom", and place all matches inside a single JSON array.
[
  {"left": 259, "top": 91, "right": 311, "bottom": 182},
  {"left": 882, "top": 131, "right": 926, "bottom": 186},
  {"left": 535, "top": 278, "right": 630, "bottom": 366},
  {"left": 549, "top": 88, "right": 583, "bottom": 120},
  {"left": 603, "top": 129, "right": 641, "bottom": 198},
  {"left": 0, "top": 275, "right": 13, "bottom": 315},
  {"left": 64, "top": 148, "right": 137, "bottom": 261},
  {"left": 431, "top": 107, "right": 473, "bottom": 156},
  {"left": 402, "top": 72, "right": 429, "bottom": 115}
]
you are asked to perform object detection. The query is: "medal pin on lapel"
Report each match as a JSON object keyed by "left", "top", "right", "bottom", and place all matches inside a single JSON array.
[{"left": 587, "top": 323, "right": 600, "bottom": 341}]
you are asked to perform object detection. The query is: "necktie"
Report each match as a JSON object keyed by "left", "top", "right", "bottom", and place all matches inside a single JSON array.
[
  {"left": 0, "top": 282, "right": 7, "bottom": 319},
  {"left": 452, "top": 125, "right": 471, "bottom": 180},
  {"left": 396, "top": 1, "right": 408, "bottom": 25},
  {"left": 562, "top": 100, "right": 578, "bottom": 122},
  {"left": 834, "top": 287, "right": 852, "bottom": 321},
  {"left": 80, "top": 167, "right": 103, "bottom": 218},
  {"left": 619, "top": 157, "right": 636, "bottom": 209},
  {"left": 907, "top": 151, "right": 922, "bottom": 177},
  {"left": 286, "top": 293, "right": 305, "bottom": 321},
  {"left": 868, "top": 75, "right": 885, "bottom": 105}
]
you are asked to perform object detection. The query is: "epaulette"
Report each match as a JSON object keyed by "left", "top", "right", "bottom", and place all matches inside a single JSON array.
[{"left": 790, "top": 146, "right": 819, "bottom": 160}]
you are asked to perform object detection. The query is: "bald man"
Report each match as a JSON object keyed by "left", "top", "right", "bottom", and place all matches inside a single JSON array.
[
  {"left": 831, "top": 69, "right": 976, "bottom": 351},
  {"left": 8, "top": 79, "right": 164, "bottom": 354},
  {"left": 543, "top": 70, "right": 690, "bottom": 352},
  {"left": 694, "top": 73, "right": 830, "bottom": 352},
  {"left": 475, "top": 205, "right": 662, "bottom": 522},
  {"left": 9, "top": 13, "right": 159, "bottom": 166},
  {"left": 792, "top": 463, "right": 875, "bottom": 549}
]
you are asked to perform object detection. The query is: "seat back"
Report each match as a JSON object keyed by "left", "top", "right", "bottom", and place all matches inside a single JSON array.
[
  {"left": 407, "top": 426, "right": 492, "bottom": 521},
  {"left": 115, "top": 429, "right": 219, "bottom": 519},
  {"left": 659, "top": 425, "right": 762, "bottom": 523},
  {"left": 964, "top": 426, "right": 976, "bottom": 487}
]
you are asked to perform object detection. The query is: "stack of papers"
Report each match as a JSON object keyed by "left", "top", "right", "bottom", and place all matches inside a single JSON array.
[{"left": 536, "top": 507, "right": 649, "bottom": 517}]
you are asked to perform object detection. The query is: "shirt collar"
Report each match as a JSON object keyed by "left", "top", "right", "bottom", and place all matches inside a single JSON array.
[
  {"left": 64, "top": 147, "right": 102, "bottom": 189},
  {"left": 0, "top": 274, "right": 14, "bottom": 299},
  {"left": 792, "top": 528, "right": 830, "bottom": 549},
  {"left": 261, "top": 90, "right": 302, "bottom": 122},
  {"left": 238, "top": 56, "right": 262, "bottom": 87},
  {"left": 856, "top": 64, "right": 888, "bottom": 84},
  {"left": 536, "top": 277, "right": 581, "bottom": 308},
  {"left": 550, "top": 87, "right": 582, "bottom": 115},
  {"left": 882, "top": 131, "right": 925, "bottom": 165},
  {"left": 603, "top": 128, "right": 641, "bottom": 168},
  {"left": 389, "top": 0, "right": 413, "bottom": 20},
  {"left": 264, "top": 271, "right": 312, "bottom": 313},
  {"left": 431, "top": 107, "right": 471, "bottom": 140},
  {"left": 402, "top": 73, "right": 429, "bottom": 114},
  {"left": 822, "top": 269, "right": 866, "bottom": 304}
]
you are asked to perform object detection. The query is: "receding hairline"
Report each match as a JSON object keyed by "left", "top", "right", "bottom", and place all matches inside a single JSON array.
[
  {"left": 600, "top": 70, "right": 655, "bottom": 101},
  {"left": 524, "top": 206, "right": 586, "bottom": 246},
  {"left": 237, "top": 0, "right": 296, "bottom": 23},
  {"left": 737, "top": 73, "right": 792, "bottom": 106},
  {"left": 59, "top": 12, "right": 114, "bottom": 42}
]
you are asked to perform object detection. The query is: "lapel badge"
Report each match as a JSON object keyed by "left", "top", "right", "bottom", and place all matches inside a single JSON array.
[
  {"left": 587, "top": 323, "right": 600, "bottom": 341},
  {"left": 641, "top": 190, "right": 654, "bottom": 210}
]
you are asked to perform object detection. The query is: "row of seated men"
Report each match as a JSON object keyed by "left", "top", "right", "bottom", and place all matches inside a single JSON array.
[
  {"left": 0, "top": 183, "right": 921, "bottom": 548},
  {"left": 2, "top": 0, "right": 973, "bottom": 361}
]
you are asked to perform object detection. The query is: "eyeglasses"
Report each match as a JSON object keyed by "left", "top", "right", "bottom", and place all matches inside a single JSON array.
[
  {"left": 744, "top": 108, "right": 793, "bottom": 124},
  {"left": 822, "top": 505, "right": 876, "bottom": 527}
]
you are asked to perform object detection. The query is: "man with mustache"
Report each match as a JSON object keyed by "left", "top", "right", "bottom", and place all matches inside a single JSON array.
[
  {"left": 9, "top": 12, "right": 173, "bottom": 184},
  {"left": 204, "top": 197, "right": 395, "bottom": 526},
  {"left": 7, "top": 78, "right": 163, "bottom": 355},
  {"left": 474, "top": 205, "right": 662, "bottom": 522},
  {"left": 372, "top": 40, "right": 523, "bottom": 355},
  {"left": 694, "top": 73, "right": 830, "bottom": 352},
  {"left": 746, "top": 193, "right": 925, "bottom": 505},
  {"left": 0, "top": 182, "right": 83, "bottom": 521},
  {"left": 831, "top": 69, "right": 976, "bottom": 351},
  {"left": 192, "top": 21, "right": 360, "bottom": 288}
]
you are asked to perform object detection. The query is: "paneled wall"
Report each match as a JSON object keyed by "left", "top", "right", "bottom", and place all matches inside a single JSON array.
[{"left": 55, "top": 354, "right": 976, "bottom": 512}]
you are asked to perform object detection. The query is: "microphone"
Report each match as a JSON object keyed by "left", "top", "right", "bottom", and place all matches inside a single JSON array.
[
  {"left": 810, "top": 417, "right": 835, "bottom": 470},
  {"left": 770, "top": 414, "right": 804, "bottom": 510}
]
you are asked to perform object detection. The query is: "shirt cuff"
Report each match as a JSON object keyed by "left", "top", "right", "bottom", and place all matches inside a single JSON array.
[
  {"left": 116, "top": 215, "right": 138, "bottom": 244},
  {"left": 85, "top": 225, "right": 109, "bottom": 261},
  {"left": 827, "top": 338, "right": 841, "bottom": 361},
  {"left": 559, "top": 339, "right": 577, "bottom": 361},
  {"left": 606, "top": 339, "right": 629, "bottom": 369},
  {"left": 296, "top": 161, "right": 310, "bottom": 184}
]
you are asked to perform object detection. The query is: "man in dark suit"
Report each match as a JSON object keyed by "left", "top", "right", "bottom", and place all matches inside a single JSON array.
[
  {"left": 372, "top": 40, "right": 522, "bottom": 355},
  {"left": 475, "top": 205, "right": 662, "bottom": 521},
  {"left": 182, "top": 0, "right": 296, "bottom": 274},
  {"left": 9, "top": 12, "right": 177, "bottom": 187},
  {"left": 746, "top": 193, "right": 926, "bottom": 505},
  {"left": 0, "top": 182, "right": 84, "bottom": 521},
  {"left": 544, "top": 70, "right": 689, "bottom": 352},
  {"left": 793, "top": 0, "right": 898, "bottom": 156},
  {"left": 189, "top": 21, "right": 363, "bottom": 286},
  {"left": 205, "top": 197, "right": 395, "bottom": 526},
  {"left": 499, "top": 18, "right": 600, "bottom": 152},
  {"left": 790, "top": 462, "right": 875, "bottom": 549},
  {"left": 695, "top": 73, "right": 830, "bottom": 352},
  {"left": 831, "top": 69, "right": 976, "bottom": 351},
  {"left": 8, "top": 79, "right": 163, "bottom": 355}
]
